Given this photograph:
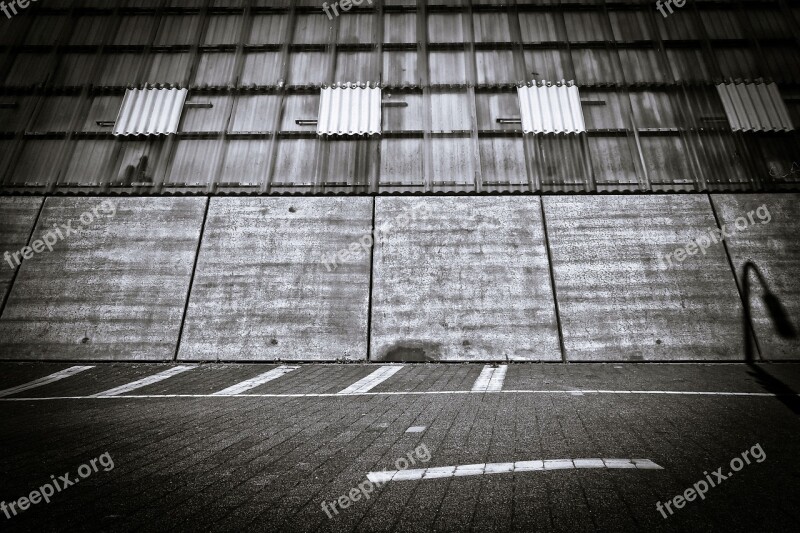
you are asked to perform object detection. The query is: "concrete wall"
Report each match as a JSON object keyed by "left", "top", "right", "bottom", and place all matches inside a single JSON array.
[
  {"left": 712, "top": 195, "right": 800, "bottom": 360},
  {"left": 544, "top": 195, "right": 743, "bottom": 361},
  {"left": 0, "top": 197, "right": 42, "bottom": 306},
  {"left": 0, "top": 197, "right": 205, "bottom": 361},
  {"left": 370, "top": 197, "right": 560, "bottom": 362},
  {"left": 178, "top": 198, "right": 372, "bottom": 361},
  {"left": 0, "top": 194, "right": 796, "bottom": 362}
]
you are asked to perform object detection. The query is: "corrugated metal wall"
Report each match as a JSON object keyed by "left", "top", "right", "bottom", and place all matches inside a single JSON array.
[{"left": 0, "top": 0, "right": 798, "bottom": 194}]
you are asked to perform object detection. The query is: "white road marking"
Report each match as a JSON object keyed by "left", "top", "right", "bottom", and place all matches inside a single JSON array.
[
  {"left": 212, "top": 366, "right": 299, "bottom": 395},
  {"left": 91, "top": 366, "right": 195, "bottom": 397},
  {"left": 0, "top": 366, "right": 94, "bottom": 398},
  {"left": 337, "top": 366, "right": 404, "bottom": 395},
  {"left": 406, "top": 426, "right": 426, "bottom": 433},
  {"left": 472, "top": 365, "right": 507, "bottom": 392},
  {"left": 0, "top": 389, "right": 792, "bottom": 402},
  {"left": 367, "top": 458, "right": 663, "bottom": 483}
]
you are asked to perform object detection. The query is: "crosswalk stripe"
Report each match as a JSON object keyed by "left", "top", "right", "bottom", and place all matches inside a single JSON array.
[
  {"left": 91, "top": 366, "right": 195, "bottom": 397},
  {"left": 337, "top": 366, "right": 404, "bottom": 395},
  {"left": 0, "top": 366, "right": 94, "bottom": 398},
  {"left": 472, "top": 365, "right": 507, "bottom": 392},
  {"left": 212, "top": 366, "right": 299, "bottom": 395},
  {"left": 367, "top": 458, "right": 663, "bottom": 483}
]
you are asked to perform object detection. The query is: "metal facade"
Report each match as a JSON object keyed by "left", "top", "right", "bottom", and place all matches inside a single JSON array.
[{"left": 0, "top": 0, "right": 798, "bottom": 194}]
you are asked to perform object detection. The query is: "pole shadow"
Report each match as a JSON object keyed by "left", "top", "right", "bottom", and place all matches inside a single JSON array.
[{"left": 741, "top": 261, "right": 800, "bottom": 415}]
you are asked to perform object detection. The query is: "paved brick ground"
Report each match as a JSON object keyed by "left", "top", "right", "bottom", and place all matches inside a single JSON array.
[{"left": 1, "top": 363, "right": 799, "bottom": 532}]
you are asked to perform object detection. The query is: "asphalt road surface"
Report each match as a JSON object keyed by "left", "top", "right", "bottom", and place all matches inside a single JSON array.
[{"left": 1, "top": 363, "right": 799, "bottom": 532}]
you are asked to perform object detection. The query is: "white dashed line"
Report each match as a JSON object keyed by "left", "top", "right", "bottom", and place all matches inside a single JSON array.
[
  {"left": 212, "top": 366, "right": 299, "bottom": 395},
  {"left": 337, "top": 366, "right": 404, "bottom": 395},
  {"left": 367, "top": 458, "right": 663, "bottom": 483},
  {"left": 0, "top": 366, "right": 94, "bottom": 398},
  {"left": 91, "top": 366, "right": 195, "bottom": 397},
  {"left": 472, "top": 365, "right": 507, "bottom": 392},
  {"left": 406, "top": 426, "right": 426, "bottom": 433}
]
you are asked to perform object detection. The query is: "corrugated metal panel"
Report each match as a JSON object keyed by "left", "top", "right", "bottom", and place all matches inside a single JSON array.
[
  {"left": 431, "top": 91, "right": 471, "bottom": 132},
  {"left": 384, "top": 13, "right": 416, "bottom": 44},
  {"left": 518, "top": 82, "right": 586, "bottom": 134},
  {"left": 380, "top": 138, "right": 423, "bottom": 188},
  {"left": 64, "top": 140, "right": 116, "bottom": 185},
  {"left": 220, "top": 140, "right": 268, "bottom": 186},
  {"left": 716, "top": 82, "right": 794, "bottom": 132},
  {"left": 167, "top": 139, "right": 220, "bottom": 186},
  {"left": 476, "top": 50, "right": 517, "bottom": 85},
  {"left": 9, "top": 140, "right": 63, "bottom": 186},
  {"left": 335, "top": 51, "right": 378, "bottom": 83},
  {"left": 114, "top": 88, "right": 188, "bottom": 136},
  {"left": 318, "top": 85, "right": 381, "bottom": 136},
  {"left": 383, "top": 51, "right": 418, "bottom": 87},
  {"left": 429, "top": 51, "right": 467, "bottom": 85}
]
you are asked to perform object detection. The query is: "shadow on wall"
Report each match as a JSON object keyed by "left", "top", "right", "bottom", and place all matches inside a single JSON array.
[
  {"left": 742, "top": 261, "right": 800, "bottom": 416},
  {"left": 376, "top": 342, "right": 440, "bottom": 362}
]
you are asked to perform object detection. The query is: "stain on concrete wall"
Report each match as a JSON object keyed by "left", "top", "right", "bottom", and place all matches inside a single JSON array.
[
  {"left": 0, "top": 197, "right": 205, "bottom": 361},
  {"left": 545, "top": 195, "right": 744, "bottom": 361},
  {"left": 178, "top": 198, "right": 372, "bottom": 361},
  {"left": 712, "top": 194, "right": 800, "bottom": 360},
  {"left": 371, "top": 197, "right": 560, "bottom": 362},
  {"left": 0, "top": 197, "right": 42, "bottom": 307}
]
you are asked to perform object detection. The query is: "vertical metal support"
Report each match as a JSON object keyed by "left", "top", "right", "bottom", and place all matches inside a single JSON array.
[
  {"left": 315, "top": 8, "right": 341, "bottom": 194},
  {"left": 597, "top": 0, "right": 650, "bottom": 191},
  {"left": 417, "top": 0, "right": 433, "bottom": 192},
  {"left": 462, "top": 0, "right": 482, "bottom": 193},
  {"left": 508, "top": 0, "right": 538, "bottom": 192},
  {"left": 370, "top": 0, "right": 385, "bottom": 194},
  {"left": 208, "top": 0, "right": 255, "bottom": 193},
  {"left": 43, "top": 0, "right": 90, "bottom": 193},
  {"left": 642, "top": 2, "right": 707, "bottom": 192},
  {"left": 262, "top": 3, "right": 296, "bottom": 193},
  {"left": 154, "top": 0, "right": 212, "bottom": 193}
]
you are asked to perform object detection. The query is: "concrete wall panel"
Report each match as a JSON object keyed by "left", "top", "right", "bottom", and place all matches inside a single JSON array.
[
  {"left": 0, "top": 197, "right": 205, "bottom": 361},
  {"left": 370, "top": 197, "right": 560, "bottom": 362},
  {"left": 712, "top": 194, "right": 800, "bottom": 360},
  {"left": 0, "top": 197, "right": 43, "bottom": 307},
  {"left": 545, "top": 195, "right": 743, "bottom": 361},
  {"left": 178, "top": 198, "right": 372, "bottom": 361}
]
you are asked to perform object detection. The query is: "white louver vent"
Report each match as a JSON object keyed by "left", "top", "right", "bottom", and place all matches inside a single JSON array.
[
  {"left": 113, "top": 88, "right": 188, "bottom": 136},
  {"left": 317, "top": 84, "right": 381, "bottom": 136},
  {"left": 517, "top": 82, "right": 586, "bottom": 134}
]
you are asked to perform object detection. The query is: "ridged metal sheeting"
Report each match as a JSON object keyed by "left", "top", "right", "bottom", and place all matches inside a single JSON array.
[
  {"left": 317, "top": 84, "right": 381, "bottom": 136},
  {"left": 113, "top": 88, "right": 188, "bottom": 136},
  {"left": 716, "top": 82, "right": 794, "bottom": 133},
  {"left": 517, "top": 82, "right": 586, "bottom": 134}
]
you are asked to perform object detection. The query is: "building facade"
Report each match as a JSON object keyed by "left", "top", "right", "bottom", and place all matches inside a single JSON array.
[{"left": 0, "top": 0, "right": 798, "bottom": 196}]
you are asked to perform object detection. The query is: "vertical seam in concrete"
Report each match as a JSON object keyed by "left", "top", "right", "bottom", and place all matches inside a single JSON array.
[
  {"left": 366, "top": 196, "right": 377, "bottom": 363},
  {"left": 539, "top": 198, "right": 567, "bottom": 363},
  {"left": 174, "top": 196, "right": 211, "bottom": 363},
  {"left": 707, "top": 193, "right": 763, "bottom": 360},
  {"left": 0, "top": 196, "right": 47, "bottom": 321}
]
